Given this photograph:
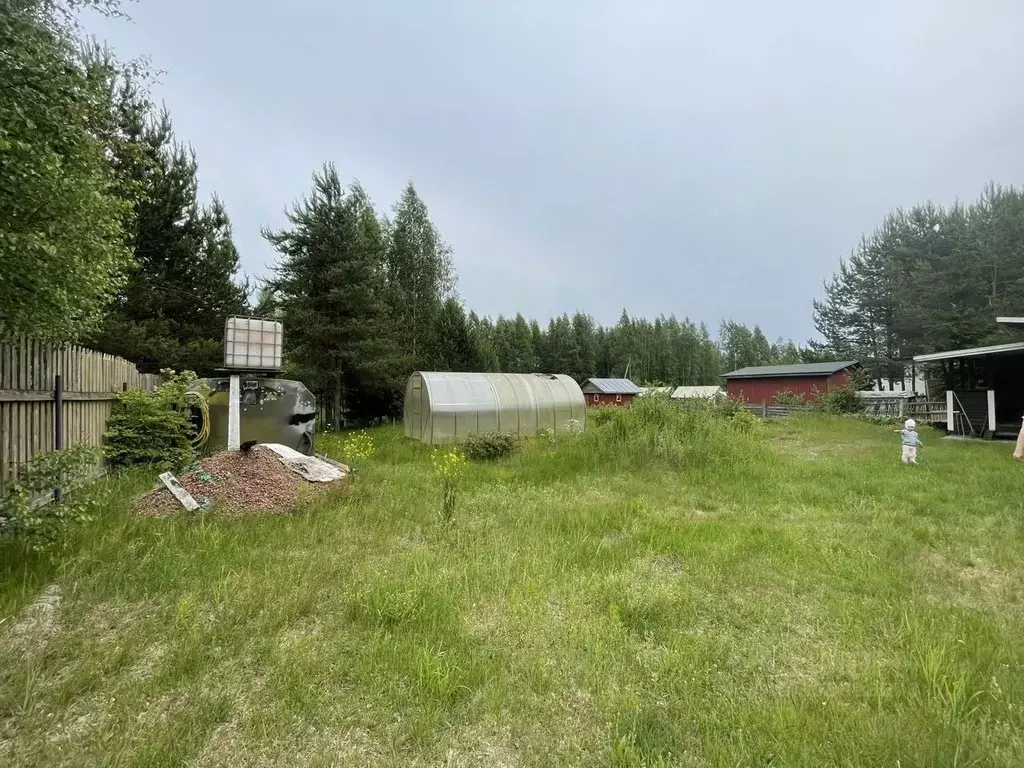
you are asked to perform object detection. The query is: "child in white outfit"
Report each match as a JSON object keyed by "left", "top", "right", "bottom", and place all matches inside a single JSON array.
[{"left": 895, "top": 418, "right": 921, "bottom": 464}]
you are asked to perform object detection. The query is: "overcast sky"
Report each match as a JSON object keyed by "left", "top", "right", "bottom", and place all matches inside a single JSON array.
[{"left": 89, "top": 1, "right": 1024, "bottom": 340}]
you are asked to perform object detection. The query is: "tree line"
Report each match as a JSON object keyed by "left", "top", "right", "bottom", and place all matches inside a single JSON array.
[
  {"left": 259, "top": 164, "right": 831, "bottom": 424},
  {"left": 1, "top": 0, "right": 249, "bottom": 374},
  {"left": 6, "top": 0, "right": 1023, "bottom": 426},
  {"left": 813, "top": 184, "right": 1024, "bottom": 385}
]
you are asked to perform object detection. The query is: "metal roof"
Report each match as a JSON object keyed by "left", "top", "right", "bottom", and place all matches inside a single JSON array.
[
  {"left": 670, "top": 386, "right": 724, "bottom": 399},
  {"left": 581, "top": 378, "right": 642, "bottom": 394},
  {"left": 639, "top": 386, "right": 673, "bottom": 396},
  {"left": 913, "top": 341, "right": 1024, "bottom": 363},
  {"left": 722, "top": 361, "right": 858, "bottom": 379}
]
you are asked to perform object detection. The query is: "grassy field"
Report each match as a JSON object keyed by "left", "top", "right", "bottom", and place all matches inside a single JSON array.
[{"left": 2, "top": 405, "right": 1024, "bottom": 767}]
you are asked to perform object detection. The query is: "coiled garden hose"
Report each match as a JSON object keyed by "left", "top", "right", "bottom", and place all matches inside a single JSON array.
[{"left": 185, "top": 390, "right": 211, "bottom": 451}]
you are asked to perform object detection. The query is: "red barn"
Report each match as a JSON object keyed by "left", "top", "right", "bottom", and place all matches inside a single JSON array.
[
  {"left": 581, "top": 378, "right": 641, "bottom": 406},
  {"left": 723, "top": 361, "right": 859, "bottom": 404}
]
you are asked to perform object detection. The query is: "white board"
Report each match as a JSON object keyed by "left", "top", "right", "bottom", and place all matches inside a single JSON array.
[{"left": 159, "top": 472, "right": 200, "bottom": 511}]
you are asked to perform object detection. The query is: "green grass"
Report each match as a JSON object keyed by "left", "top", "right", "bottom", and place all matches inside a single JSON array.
[{"left": 2, "top": 407, "right": 1024, "bottom": 767}]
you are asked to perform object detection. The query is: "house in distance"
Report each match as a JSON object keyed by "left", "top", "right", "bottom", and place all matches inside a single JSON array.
[
  {"left": 581, "top": 378, "right": 641, "bottom": 406},
  {"left": 723, "top": 361, "right": 859, "bottom": 405}
]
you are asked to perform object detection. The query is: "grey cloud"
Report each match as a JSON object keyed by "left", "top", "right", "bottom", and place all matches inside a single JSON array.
[{"left": 90, "top": 0, "right": 1024, "bottom": 337}]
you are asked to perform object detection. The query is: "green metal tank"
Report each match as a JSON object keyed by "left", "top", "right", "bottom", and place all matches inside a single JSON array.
[{"left": 200, "top": 377, "right": 316, "bottom": 455}]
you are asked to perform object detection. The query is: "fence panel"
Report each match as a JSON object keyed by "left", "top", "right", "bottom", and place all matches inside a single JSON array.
[{"left": 0, "top": 337, "right": 161, "bottom": 494}]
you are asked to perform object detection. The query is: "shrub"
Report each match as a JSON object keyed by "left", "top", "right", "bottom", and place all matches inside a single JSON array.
[
  {"left": 816, "top": 384, "right": 862, "bottom": 414},
  {"left": 589, "top": 407, "right": 616, "bottom": 426},
  {"left": 774, "top": 390, "right": 805, "bottom": 406},
  {"left": 1, "top": 445, "right": 101, "bottom": 546},
  {"left": 462, "top": 431, "right": 518, "bottom": 461},
  {"left": 104, "top": 371, "right": 203, "bottom": 469},
  {"left": 730, "top": 408, "right": 759, "bottom": 432}
]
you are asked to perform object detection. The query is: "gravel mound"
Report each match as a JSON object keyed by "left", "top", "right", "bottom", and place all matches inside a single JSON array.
[{"left": 137, "top": 446, "right": 330, "bottom": 516}]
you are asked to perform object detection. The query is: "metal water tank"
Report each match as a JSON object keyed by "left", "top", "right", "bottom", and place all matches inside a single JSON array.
[{"left": 201, "top": 377, "right": 316, "bottom": 455}]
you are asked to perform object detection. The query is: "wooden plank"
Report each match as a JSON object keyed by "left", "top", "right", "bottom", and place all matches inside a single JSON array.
[
  {"left": 159, "top": 472, "right": 199, "bottom": 511},
  {"left": 0, "top": 390, "right": 117, "bottom": 402}
]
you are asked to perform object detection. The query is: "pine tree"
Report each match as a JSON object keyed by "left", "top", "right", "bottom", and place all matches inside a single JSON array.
[
  {"left": 89, "top": 107, "right": 248, "bottom": 373},
  {"left": 572, "top": 312, "right": 597, "bottom": 381},
  {"left": 265, "top": 165, "right": 394, "bottom": 426},
  {"left": 429, "top": 299, "right": 482, "bottom": 371},
  {"left": 509, "top": 314, "right": 537, "bottom": 372}
]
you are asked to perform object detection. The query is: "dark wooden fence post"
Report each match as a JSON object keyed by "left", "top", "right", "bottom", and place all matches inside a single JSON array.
[{"left": 53, "top": 373, "right": 63, "bottom": 501}]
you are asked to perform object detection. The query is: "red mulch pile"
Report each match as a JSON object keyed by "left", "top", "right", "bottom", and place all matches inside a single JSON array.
[{"left": 136, "top": 447, "right": 328, "bottom": 517}]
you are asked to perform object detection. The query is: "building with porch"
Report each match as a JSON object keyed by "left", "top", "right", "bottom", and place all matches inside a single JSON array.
[{"left": 913, "top": 318, "right": 1024, "bottom": 437}]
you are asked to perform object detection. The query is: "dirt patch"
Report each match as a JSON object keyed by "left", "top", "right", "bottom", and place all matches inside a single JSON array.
[
  {"left": 136, "top": 447, "right": 334, "bottom": 516},
  {"left": 3, "top": 584, "right": 61, "bottom": 647},
  {"left": 917, "top": 549, "right": 1021, "bottom": 613}
]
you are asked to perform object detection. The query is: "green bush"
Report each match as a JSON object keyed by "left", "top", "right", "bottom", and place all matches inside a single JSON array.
[
  {"left": 1, "top": 445, "right": 101, "bottom": 545},
  {"left": 589, "top": 407, "right": 617, "bottom": 426},
  {"left": 104, "top": 371, "right": 204, "bottom": 469},
  {"left": 774, "top": 390, "right": 805, "bottom": 406},
  {"left": 816, "top": 384, "right": 862, "bottom": 414},
  {"left": 462, "top": 430, "right": 519, "bottom": 461},
  {"left": 730, "top": 408, "right": 759, "bottom": 432}
]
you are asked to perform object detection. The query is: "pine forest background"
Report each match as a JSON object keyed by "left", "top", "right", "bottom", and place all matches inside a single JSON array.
[{"left": 4, "top": 0, "right": 1024, "bottom": 425}]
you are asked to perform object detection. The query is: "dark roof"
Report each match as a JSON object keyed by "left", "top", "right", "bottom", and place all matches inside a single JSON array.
[
  {"left": 722, "top": 361, "right": 858, "bottom": 379},
  {"left": 581, "top": 378, "right": 641, "bottom": 394}
]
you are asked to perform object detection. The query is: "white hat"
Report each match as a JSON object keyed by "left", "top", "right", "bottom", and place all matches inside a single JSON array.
[{"left": 904, "top": 418, "right": 916, "bottom": 429}]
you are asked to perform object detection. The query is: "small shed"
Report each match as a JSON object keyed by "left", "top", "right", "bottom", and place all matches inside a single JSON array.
[
  {"left": 404, "top": 372, "right": 586, "bottom": 445},
  {"left": 581, "top": 378, "right": 641, "bottom": 406},
  {"left": 639, "top": 386, "right": 673, "bottom": 397},
  {"left": 723, "top": 361, "right": 859, "bottom": 404},
  {"left": 670, "top": 385, "right": 726, "bottom": 401}
]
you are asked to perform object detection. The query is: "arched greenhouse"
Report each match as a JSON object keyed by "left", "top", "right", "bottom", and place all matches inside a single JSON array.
[{"left": 404, "top": 372, "right": 587, "bottom": 444}]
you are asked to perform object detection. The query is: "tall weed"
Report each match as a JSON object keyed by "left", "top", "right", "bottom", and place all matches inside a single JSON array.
[{"left": 542, "top": 396, "right": 767, "bottom": 474}]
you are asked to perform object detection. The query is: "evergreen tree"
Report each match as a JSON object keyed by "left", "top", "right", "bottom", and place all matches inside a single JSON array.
[
  {"left": 571, "top": 312, "right": 597, "bottom": 381},
  {"left": 468, "top": 312, "right": 500, "bottom": 372},
  {"left": 530, "top": 320, "right": 546, "bottom": 371},
  {"left": 509, "top": 314, "right": 537, "bottom": 372},
  {"left": 429, "top": 299, "right": 482, "bottom": 371},
  {"left": 813, "top": 184, "right": 1024, "bottom": 385},
  {"left": 265, "top": 164, "right": 394, "bottom": 426},
  {"left": 89, "top": 107, "right": 248, "bottom": 373}
]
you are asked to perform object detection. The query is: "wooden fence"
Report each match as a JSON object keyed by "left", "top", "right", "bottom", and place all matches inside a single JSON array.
[
  {"left": 0, "top": 337, "right": 161, "bottom": 491},
  {"left": 743, "top": 399, "right": 946, "bottom": 422}
]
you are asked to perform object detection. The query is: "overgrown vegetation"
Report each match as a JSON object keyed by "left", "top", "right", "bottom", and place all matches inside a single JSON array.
[
  {"left": 815, "top": 383, "right": 863, "bottom": 414},
  {"left": 462, "top": 430, "right": 519, "bottom": 461},
  {"left": 0, "top": 445, "right": 101, "bottom": 545},
  {"left": 572, "top": 395, "right": 764, "bottom": 473},
  {"left": 3, "top": 416, "right": 1023, "bottom": 766},
  {"left": 103, "top": 371, "right": 204, "bottom": 469},
  {"left": 0, "top": 0, "right": 133, "bottom": 342},
  {"left": 431, "top": 447, "right": 467, "bottom": 522},
  {"left": 774, "top": 389, "right": 806, "bottom": 406}
]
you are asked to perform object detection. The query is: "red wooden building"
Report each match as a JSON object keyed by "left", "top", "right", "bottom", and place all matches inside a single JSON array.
[
  {"left": 581, "top": 378, "right": 641, "bottom": 406},
  {"left": 723, "top": 361, "right": 859, "bottom": 404}
]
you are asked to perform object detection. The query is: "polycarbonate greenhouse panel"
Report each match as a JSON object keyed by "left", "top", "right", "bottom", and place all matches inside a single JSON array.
[{"left": 403, "top": 372, "right": 587, "bottom": 445}]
